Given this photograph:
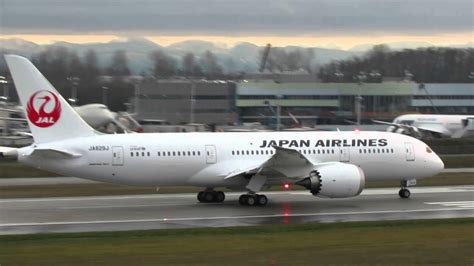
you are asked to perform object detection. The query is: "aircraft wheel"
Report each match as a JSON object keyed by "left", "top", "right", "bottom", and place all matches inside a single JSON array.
[
  {"left": 256, "top": 195, "right": 268, "bottom": 206},
  {"left": 197, "top": 191, "right": 205, "bottom": 202},
  {"left": 246, "top": 195, "right": 256, "bottom": 206},
  {"left": 239, "top": 195, "right": 248, "bottom": 206},
  {"left": 399, "top": 188, "right": 411, "bottom": 199},
  {"left": 215, "top": 191, "right": 225, "bottom": 202},
  {"left": 204, "top": 191, "right": 215, "bottom": 202}
]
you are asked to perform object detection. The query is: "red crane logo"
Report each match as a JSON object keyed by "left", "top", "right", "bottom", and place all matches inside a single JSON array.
[{"left": 27, "top": 90, "right": 62, "bottom": 128}]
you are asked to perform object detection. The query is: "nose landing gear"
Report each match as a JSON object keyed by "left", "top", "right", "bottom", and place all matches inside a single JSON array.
[
  {"left": 398, "top": 188, "right": 411, "bottom": 198},
  {"left": 399, "top": 180, "right": 413, "bottom": 199}
]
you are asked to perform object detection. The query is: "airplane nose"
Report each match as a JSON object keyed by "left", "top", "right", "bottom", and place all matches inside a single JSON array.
[{"left": 431, "top": 153, "right": 444, "bottom": 174}]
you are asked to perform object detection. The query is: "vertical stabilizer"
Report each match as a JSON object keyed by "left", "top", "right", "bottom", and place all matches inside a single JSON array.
[{"left": 5, "top": 55, "right": 96, "bottom": 143}]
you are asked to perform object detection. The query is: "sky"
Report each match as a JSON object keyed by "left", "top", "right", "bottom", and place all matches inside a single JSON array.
[{"left": 0, "top": 0, "right": 473, "bottom": 49}]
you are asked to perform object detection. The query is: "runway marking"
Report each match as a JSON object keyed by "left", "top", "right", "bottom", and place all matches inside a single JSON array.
[
  {"left": 1, "top": 207, "right": 473, "bottom": 228},
  {"left": 1, "top": 186, "right": 472, "bottom": 203},
  {"left": 61, "top": 203, "right": 186, "bottom": 209},
  {"left": 425, "top": 201, "right": 474, "bottom": 208}
]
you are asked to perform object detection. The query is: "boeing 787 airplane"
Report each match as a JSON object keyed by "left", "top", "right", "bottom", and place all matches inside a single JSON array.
[{"left": 0, "top": 55, "right": 444, "bottom": 206}]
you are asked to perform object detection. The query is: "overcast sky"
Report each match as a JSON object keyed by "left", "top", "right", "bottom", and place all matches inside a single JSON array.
[{"left": 1, "top": 0, "right": 472, "bottom": 35}]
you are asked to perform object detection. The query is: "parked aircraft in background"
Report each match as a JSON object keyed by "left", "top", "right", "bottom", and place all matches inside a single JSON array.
[
  {"left": 1, "top": 102, "right": 140, "bottom": 135},
  {"left": 0, "top": 55, "right": 444, "bottom": 206},
  {"left": 374, "top": 114, "right": 474, "bottom": 139}
]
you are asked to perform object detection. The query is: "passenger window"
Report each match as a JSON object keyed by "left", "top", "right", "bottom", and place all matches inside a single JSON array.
[
  {"left": 232, "top": 151, "right": 235, "bottom": 155},
  {"left": 173, "top": 152, "right": 176, "bottom": 156},
  {"left": 147, "top": 152, "right": 150, "bottom": 157},
  {"left": 198, "top": 151, "right": 201, "bottom": 156},
  {"left": 192, "top": 151, "right": 196, "bottom": 156},
  {"left": 188, "top": 151, "right": 191, "bottom": 156},
  {"left": 136, "top": 152, "right": 139, "bottom": 156},
  {"left": 131, "top": 152, "right": 134, "bottom": 157}
]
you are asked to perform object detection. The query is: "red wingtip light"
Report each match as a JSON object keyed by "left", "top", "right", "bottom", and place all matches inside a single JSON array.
[
  {"left": 354, "top": 128, "right": 360, "bottom": 134},
  {"left": 283, "top": 183, "right": 290, "bottom": 190}
]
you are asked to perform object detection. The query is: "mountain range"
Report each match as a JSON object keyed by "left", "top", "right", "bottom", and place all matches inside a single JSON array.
[{"left": 1, "top": 38, "right": 472, "bottom": 74}]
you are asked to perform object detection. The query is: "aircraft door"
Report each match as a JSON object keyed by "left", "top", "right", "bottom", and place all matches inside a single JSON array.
[
  {"left": 205, "top": 145, "right": 217, "bottom": 164},
  {"left": 112, "top": 146, "right": 124, "bottom": 166},
  {"left": 339, "top": 147, "right": 350, "bottom": 162},
  {"left": 404, "top": 143, "right": 415, "bottom": 161}
]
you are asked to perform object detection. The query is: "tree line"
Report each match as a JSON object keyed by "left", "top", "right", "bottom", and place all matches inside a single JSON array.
[
  {"left": 318, "top": 45, "right": 474, "bottom": 83},
  {"left": 0, "top": 44, "right": 472, "bottom": 110},
  {"left": 0, "top": 46, "right": 231, "bottom": 110}
]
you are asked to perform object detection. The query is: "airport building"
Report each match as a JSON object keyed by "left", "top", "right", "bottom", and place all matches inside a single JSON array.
[
  {"left": 130, "top": 79, "right": 473, "bottom": 127},
  {"left": 237, "top": 81, "right": 473, "bottom": 126},
  {"left": 132, "top": 80, "right": 237, "bottom": 125}
]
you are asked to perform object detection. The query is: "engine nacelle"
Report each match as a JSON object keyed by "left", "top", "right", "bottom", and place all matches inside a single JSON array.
[{"left": 296, "top": 162, "right": 365, "bottom": 198}]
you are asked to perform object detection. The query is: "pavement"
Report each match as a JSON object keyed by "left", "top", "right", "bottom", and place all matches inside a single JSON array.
[{"left": 0, "top": 185, "right": 472, "bottom": 235}]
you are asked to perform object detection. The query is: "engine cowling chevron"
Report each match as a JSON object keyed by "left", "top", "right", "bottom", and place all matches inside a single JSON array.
[{"left": 297, "top": 162, "right": 365, "bottom": 198}]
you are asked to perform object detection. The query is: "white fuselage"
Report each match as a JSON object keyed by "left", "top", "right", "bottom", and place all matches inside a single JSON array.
[
  {"left": 392, "top": 114, "right": 474, "bottom": 137},
  {"left": 18, "top": 131, "right": 444, "bottom": 189}
]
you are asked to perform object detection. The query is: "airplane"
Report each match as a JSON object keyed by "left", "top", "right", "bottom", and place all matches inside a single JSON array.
[
  {"left": 374, "top": 114, "right": 474, "bottom": 139},
  {"left": 0, "top": 55, "right": 444, "bottom": 206},
  {"left": 1, "top": 102, "right": 140, "bottom": 134}
]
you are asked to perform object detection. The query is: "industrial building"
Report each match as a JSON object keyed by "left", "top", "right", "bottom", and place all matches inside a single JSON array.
[
  {"left": 130, "top": 79, "right": 473, "bottom": 127},
  {"left": 132, "top": 80, "right": 237, "bottom": 125},
  {"left": 237, "top": 81, "right": 473, "bottom": 126}
]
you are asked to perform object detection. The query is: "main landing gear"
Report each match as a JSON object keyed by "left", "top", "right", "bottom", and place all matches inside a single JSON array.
[
  {"left": 399, "top": 180, "right": 411, "bottom": 199},
  {"left": 197, "top": 190, "right": 225, "bottom": 203},
  {"left": 239, "top": 194, "right": 268, "bottom": 206}
]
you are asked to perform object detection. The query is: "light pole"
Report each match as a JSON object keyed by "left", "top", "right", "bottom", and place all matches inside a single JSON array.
[
  {"left": 0, "top": 76, "right": 8, "bottom": 101},
  {"left": 264, "top": 94, "right": 283, "bottom": 131},
  {"left": 67, "top": 76, "right": 80, "bottom": 105},
  {"left": 355, "top": 72, "right": 366, "bottom": 126},
  {"left": 189, "top": 79, "right": 196, "bottom": 124},
  {"left": 102, "top": 86, "right": 109, "bottom": 106},
  {"left": 134, "top": 81, "right": 141, "bottom": 115}
]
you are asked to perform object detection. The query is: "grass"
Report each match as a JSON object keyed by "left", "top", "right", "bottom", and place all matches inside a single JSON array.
[{"left": 0, "top": 218, "right": 472, "bottom": 265}]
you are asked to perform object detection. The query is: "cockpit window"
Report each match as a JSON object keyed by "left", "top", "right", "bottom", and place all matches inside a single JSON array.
[{"left": 426, "top": 147, "right": 433, "bottom": 153}]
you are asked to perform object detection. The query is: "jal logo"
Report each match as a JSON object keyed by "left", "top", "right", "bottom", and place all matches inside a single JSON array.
[{"left": 27, "top": 90, "right": 62, "bottom": 128}]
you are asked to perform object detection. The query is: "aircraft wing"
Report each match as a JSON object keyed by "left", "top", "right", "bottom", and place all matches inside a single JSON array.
[
  {"left": 372, "top": 119, "right": 423, "bottom": 137},
  {"left": 0, "top": 116, "right": 27, "bottom": 122},
  {"left": 225, "top": 145, "right": 319, "bottom": 180},
  {"left": 372, "top": 119, "right": 401, "bottom": 127},
  {"left": 416, "top": 124, "right": 451, "bottom": 137}
]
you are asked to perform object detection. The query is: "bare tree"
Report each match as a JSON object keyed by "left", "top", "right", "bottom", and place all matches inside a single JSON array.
[
  {"left": 107, "top": 50, "right": 130, "bottom": 76},
  {"left": 150, "top": 50, "right": 176, "bottom": 78},
  {"left": 200, "top": 50, "right": 223, "bottom": 79}
]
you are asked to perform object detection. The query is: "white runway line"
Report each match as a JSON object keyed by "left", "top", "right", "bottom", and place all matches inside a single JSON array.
[
  {"left": 425, "top": 201, "right": 474, "bottom": 208},
  {"left": 1, "top": 207, "right": 473, "bottom": 228}
]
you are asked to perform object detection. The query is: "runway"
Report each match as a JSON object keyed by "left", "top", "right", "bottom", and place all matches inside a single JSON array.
[{"left": 0, "top": 186, "right": 473, "bottom": 235}]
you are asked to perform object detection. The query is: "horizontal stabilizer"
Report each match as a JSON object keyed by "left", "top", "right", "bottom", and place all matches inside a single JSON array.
[{"left": 0, "top": 146, "right": 18, "bottom": 159}]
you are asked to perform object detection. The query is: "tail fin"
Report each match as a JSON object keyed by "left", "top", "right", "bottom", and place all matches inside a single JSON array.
[{"left": 5, "top": 55, "right": 96, "bottom": 143}]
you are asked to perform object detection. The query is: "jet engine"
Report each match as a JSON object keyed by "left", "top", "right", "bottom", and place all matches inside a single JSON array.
[{"left": 296, "top": 162, "right": 365, "bottom": 198}]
